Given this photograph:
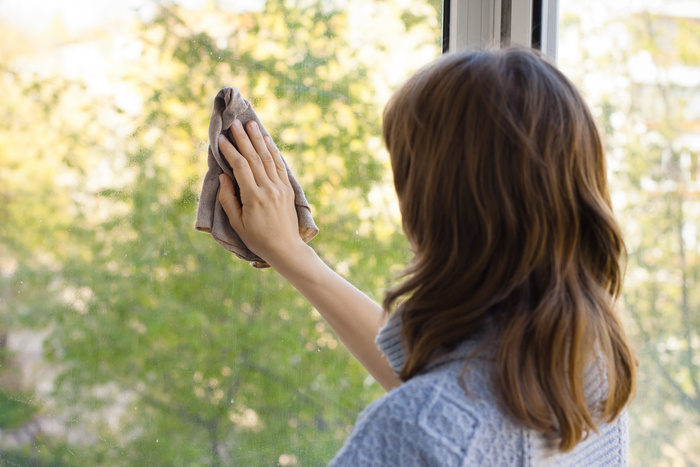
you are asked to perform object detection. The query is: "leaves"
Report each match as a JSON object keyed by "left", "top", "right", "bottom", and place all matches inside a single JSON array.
[{"left": 0, "top": 0, "right": 438, "bottom": 464}]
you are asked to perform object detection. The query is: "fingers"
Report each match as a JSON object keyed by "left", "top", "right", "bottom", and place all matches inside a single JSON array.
[
  {"left": 218, "top": 173, "right": 243, "bottom": 229},
  {"left": 218, "top": 134, "right": 257, "bottom": 195},
  {"left": 229, "top": 119, "right": 279, "bottom": 183},
  {"left": 264, "top": 135, "right": 291, "bottom": 186},
  {"left": 245, "top": 121, "right": 278, "bottom": 181}
]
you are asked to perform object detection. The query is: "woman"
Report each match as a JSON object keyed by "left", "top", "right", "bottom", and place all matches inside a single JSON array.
[{"left": 215, "top": 47, "right": 636, "bottom": 465}]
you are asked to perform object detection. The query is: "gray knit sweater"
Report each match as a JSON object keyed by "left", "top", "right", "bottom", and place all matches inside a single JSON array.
[{"left": 328, "top": 310, "right": 628, "bottom": 466}]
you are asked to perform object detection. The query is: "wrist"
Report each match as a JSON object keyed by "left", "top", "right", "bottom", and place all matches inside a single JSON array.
[{"left": 265, "top": 240, "right": 318, "bottom": 277}]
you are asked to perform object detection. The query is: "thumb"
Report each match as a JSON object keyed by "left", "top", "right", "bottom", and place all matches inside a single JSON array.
[{"left": 218, "top": 174, "right": 243, "bottom": 229}]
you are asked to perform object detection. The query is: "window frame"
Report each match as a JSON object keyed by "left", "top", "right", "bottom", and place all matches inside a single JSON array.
[{"left": 444, "top": 0, "right": 559, "bottom": 60}]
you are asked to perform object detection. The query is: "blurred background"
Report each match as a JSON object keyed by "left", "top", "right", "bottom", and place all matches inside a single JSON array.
[{"left": 0, "top": 0, "right": 698, "bottom": 465}]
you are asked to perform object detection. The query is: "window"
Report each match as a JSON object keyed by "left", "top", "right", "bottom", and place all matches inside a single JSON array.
[
  {"left": 2, "top": 0, "right": 697, "bottom": 465},
  {"left": 557, "top": 1, "right": 700, "bottom": 464},
  {"left": 0, "top": 0, "right": 441, "bottom": 464}
]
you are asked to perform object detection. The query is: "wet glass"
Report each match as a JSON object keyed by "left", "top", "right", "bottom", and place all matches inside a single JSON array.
[{"left": 0, "top": 0, "right": 442, "bottom": 464}]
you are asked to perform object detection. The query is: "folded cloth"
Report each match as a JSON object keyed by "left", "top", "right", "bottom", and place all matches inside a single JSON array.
[{"left": 195, "top": 87, "right": 319, "bottom": 268}]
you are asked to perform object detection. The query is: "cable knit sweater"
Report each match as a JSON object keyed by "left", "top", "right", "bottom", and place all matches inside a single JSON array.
[{"left": 328, "top": 310, "right": 628, "bottom": 466}]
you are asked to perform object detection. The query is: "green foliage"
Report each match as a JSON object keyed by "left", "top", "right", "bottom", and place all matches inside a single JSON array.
[
  {"left": 0, "top": 0, "right": 437, "bottom": 465},
  {"left": 7, "top": 1, "right": 696, "bottom": 465},
  {"left": 0, "top": 391, "right": 37, "bottom": 429}
]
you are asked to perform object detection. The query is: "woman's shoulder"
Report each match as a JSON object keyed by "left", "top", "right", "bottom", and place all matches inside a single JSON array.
[
  {"left": 329, "top": 344, "right": 628, "bottom": 467},
  {"left": 328, "top": 358, "right": 526, "bottom": 467}
]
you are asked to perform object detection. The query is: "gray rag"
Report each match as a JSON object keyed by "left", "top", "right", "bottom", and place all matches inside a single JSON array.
[{"left": 195, "top": 87, "right": 319, "bottom": 268}]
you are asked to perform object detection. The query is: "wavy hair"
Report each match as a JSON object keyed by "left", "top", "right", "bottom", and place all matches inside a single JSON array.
[{"left": 382, "top": 48, "right": 636, "bottom": 451}]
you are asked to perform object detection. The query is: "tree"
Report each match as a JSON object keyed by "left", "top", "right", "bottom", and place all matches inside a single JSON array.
[
  {"left": 559, "top": 2, "right": 700, "bottom": 465},
  {"left": 0, "top": 0, "right": 441, "bottom": 464}
]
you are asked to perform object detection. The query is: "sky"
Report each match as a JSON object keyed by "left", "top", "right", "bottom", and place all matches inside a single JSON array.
[
  {"left": 0, "top": 0, "right": 266, "bottom": 33},
  {"left": 0, "top": 0, "right": 145, "bottom": 32}
]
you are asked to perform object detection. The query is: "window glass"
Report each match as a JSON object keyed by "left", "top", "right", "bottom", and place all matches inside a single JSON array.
[
  {"left": 558, "top": 1, "right": 700, "bottom": 464},
  {"left": 0, "top": 0, "right": 441, "bottom": 463}
]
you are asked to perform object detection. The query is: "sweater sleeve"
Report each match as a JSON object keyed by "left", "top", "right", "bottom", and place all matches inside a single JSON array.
[{"left": 375, "top": 307, "right": 407, "bottom": 376}]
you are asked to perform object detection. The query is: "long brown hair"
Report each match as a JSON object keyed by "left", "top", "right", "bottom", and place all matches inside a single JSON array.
[{"left": 382, "top": 48, "right": 636, "bottom": 451}]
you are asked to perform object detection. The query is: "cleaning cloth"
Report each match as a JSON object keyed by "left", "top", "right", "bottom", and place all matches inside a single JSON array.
[{"left": 195, "top": 87, "right": 319, "bottom": 268}]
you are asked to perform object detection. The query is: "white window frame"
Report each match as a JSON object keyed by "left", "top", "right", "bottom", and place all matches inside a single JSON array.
[{"left": 444, "top": 0, "right": 559, "bottom": 61}]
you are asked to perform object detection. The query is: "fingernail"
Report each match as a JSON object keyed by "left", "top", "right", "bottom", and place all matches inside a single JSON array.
[
  {"left": 219, "top": 174, "right": 227, "bottom": 186},
  {"left": 218, "top": 134, "right": 226, "bottom": 144},
  {"left": 249, "top": 121, "right": 258, "bottom": 131},
  {"left": 233, "top": 119, "right": 241, "bottom": 129}
]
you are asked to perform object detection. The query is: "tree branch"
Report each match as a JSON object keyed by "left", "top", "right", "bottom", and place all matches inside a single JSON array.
[{"left": 629, "top": 306, "right": 700, "bottom": 414}]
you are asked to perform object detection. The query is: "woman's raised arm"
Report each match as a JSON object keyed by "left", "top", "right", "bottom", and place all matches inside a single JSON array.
[{"left": 216, "top": 119, "right": 402, "bottom": 391}]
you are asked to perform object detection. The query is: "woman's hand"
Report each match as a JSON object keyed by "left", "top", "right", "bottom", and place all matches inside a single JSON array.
[
  {"left": 218, "top": 120, "right": 400, "bottom": 391},
  {"left": 217, "top": 118, "right": 306, "bottom": 264}
]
